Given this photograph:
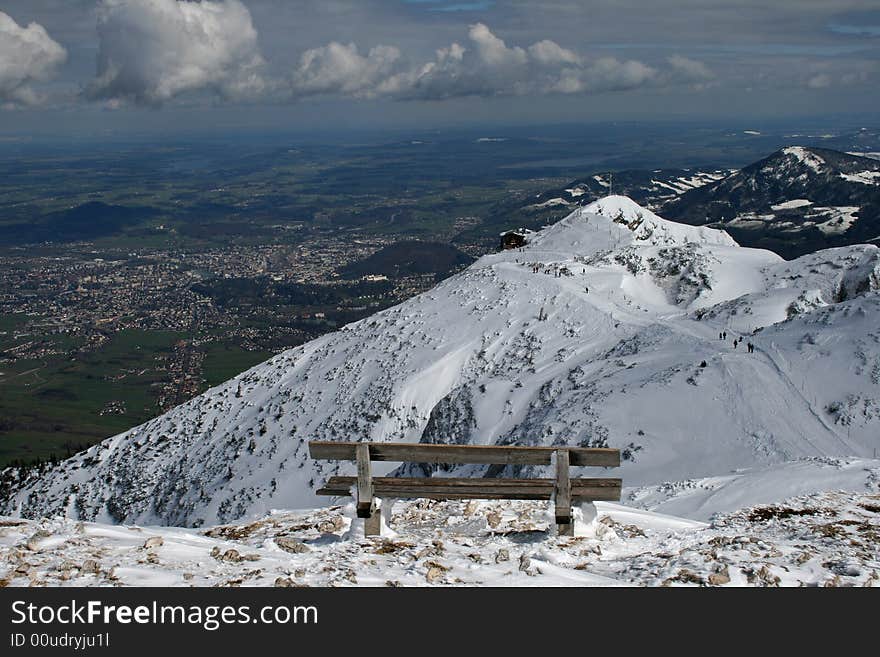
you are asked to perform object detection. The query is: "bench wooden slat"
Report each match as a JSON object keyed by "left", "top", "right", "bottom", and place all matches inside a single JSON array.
[
  {"left": 316, "top": 476, "right": 622, "bottom": 502},
  {"left": 308, "top": 441, "right": 620, "bottom": 467}
]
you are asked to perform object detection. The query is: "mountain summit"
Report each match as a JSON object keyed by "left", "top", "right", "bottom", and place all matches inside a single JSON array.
[{"left": 3, "top": 196, "right": 879, "bottom": 527}]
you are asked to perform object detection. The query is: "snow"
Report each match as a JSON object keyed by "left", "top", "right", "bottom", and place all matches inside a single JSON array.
[
  {"left": 625, "top": 457, "right": 880, "bottom": 520},
  {"left": 782, "top": 146, "right": 826, "bottom": 173},
  {"left": 771, "top": 199, "right": 813, "bottom": 211},
  {"left": 651, "top": 178, "right": 687, "bottom": 194},
  {"left": 811, "top": 206, "right": 860, "bottom": 234},
  {"left": 676, "top": 172, "right": 726, "bottom": 189},
  {"left": 3, "top": 474, "right": 878, "bottom": 586},
  {"left": 840, "top": 171, "right": 880, "bottom": 185},
  {"left": 729, "top": 212, "right": 776, "bottom": 228},
  {"left": 651, "top": 172, "right": 727, "bottom": 196},
  {"left": 528, "top": 197, "right": 571, "bottom": 209},
  {"left": 734, "top": 202, "right": 863, "bottom": 236},
  {"left": 4, "top": 195, "right": 880, "bottom": 535},
  {"left": 571, "top": 195, "right": 739, "bottom": 248}
]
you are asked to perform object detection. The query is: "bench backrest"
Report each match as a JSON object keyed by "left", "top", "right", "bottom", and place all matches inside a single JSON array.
[{"left": 308, "top": 440, "right": 620, "bottom": 467}]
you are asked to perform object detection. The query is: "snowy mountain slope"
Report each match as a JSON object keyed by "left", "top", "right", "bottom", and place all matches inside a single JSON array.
[
  {"left": 2, "top": 196, "right": 880, "bottom": 528},
  {"left": 624, "top": 457, "right": 880, "bottom": 521}
]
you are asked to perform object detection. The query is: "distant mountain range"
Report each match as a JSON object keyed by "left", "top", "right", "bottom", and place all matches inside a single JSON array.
[
  {"left": 663, "top": 147, "right": 880, "bottom": 259},
  {"left": 525, "top": 147, "right": 880, "bottom": 260},
  {"left": 523, "top": 167, "right": 734, "bottom": 213}
]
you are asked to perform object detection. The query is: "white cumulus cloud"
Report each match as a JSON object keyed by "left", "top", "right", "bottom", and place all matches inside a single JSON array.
[
  {"left": 88, "top": 0, "right": 267, "bottom": 105},
  {"left": 527, "top": 39, "right": 583, "bottom": 67},
  {"left": 80, "top": 12, "right": 714, "bottom": 107},
  {"left": 291, "top": 42, "right": 402, "bottom": 99},
  {"left": 392, "top": 24, "right": 662, "bottom": 100},
  {"left": 286, "top": 24, "right": 710, "bottom": 102},
  {"left": 667, "top": 55, "right": 715, "bottom": 82},
  {"left": 807, "top": 73, "right": 832, "bottom": 89},
  {"left": 0, "top": 11, "right": 67, "bottom": 106}
]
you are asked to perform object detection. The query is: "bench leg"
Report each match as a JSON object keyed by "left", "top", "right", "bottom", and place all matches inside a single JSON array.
[
  {"left": 554, "top": 449, "right": 573, "bottom": 537},
  {"left": 356, "top": 443, "right": 375, "bottom": 519},
  {"left": 364, "top": 506, "right": 381, "bottom": 537}
]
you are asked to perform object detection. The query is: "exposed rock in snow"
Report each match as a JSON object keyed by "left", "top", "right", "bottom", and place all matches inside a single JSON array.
[{"left": 2, "top": 478, "right": 878, "bottom": 587}]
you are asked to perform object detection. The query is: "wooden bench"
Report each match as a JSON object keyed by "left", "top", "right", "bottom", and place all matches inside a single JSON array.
[{"left": 309, "top": 441, "right": 621, "bottom": 537}]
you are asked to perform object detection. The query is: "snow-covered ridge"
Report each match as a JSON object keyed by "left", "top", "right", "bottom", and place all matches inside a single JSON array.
[
  {"left": 782, "top": 146, "right": 826, "bottom": 173},
  {"left": 578, "top": 195, "right": 737, "bottom": 247},
  {"left": 662, "top": 145, "right": 880, "bottom": 259},
  {"left": 3, "top": 196, "right": 880, "bottom": 528}
]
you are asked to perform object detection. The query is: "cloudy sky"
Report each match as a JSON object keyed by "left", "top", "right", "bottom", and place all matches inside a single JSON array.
[{"left": 1, "top": 0, "right": 878, "bottom": 135}]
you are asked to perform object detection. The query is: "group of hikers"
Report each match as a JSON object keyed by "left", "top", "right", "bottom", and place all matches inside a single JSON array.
[
  {"left": 529, "top": 264, "right": 572, "bottom": 278},
  {"left": 519, "top": 260, "right": 576, "bottom": 279},
  {"left": 719, "top": 331, "right": 755, "bottom": 353}
]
